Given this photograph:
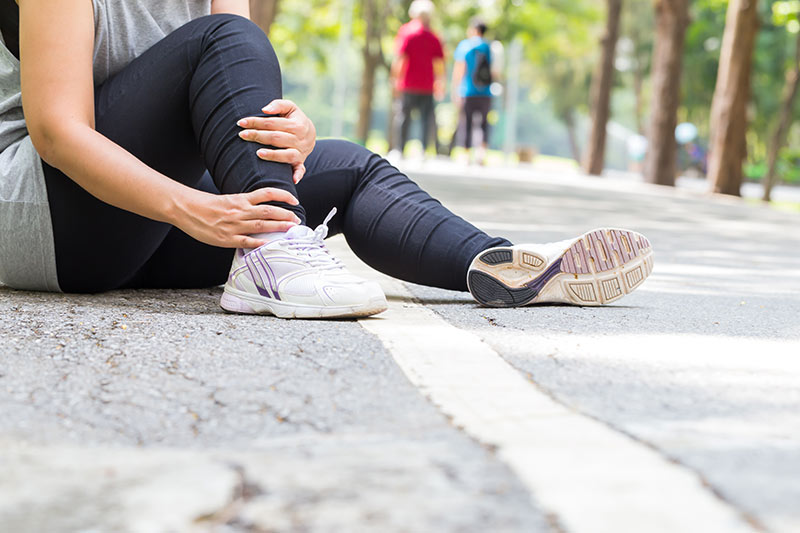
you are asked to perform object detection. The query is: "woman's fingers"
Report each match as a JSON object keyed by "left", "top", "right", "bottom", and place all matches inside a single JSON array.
[
  {"left": 245, "top": 204, "right": 301, "bottom": 223},
  {"left": 242, "top": 219, "right": 298, "bottom": 236},
  {"left": 262, "top": 99, "right": 297, "bottom": 115},
  {"left": 292, "top": 163, "right": 306, "bottom": 184},
  {"left": 256, "top": 148, "right": 303, "bottom": 165},
  {"left": 238, "top": 235, "right": 268, "bottom": 250},
  {"left": 245, "top": 187, "right": 299, "bottom": 206},
  {"left": 239, "top": 129, "right": 297, "bottom": 148},
  {"left": 238, "top": 117, "right": 300, "bottom": 135}
]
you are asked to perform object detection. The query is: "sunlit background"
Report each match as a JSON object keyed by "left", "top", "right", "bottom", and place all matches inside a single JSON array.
[{"left": 249, "top": 0, "right": 800, "bottom": 200}]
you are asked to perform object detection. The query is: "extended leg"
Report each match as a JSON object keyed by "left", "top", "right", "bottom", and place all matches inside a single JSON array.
[{"left": 297, "top": 140, "right": 511, "bottom": 291}]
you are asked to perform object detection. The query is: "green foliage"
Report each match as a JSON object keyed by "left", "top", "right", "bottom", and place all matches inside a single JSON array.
[{"left": 263, "top": 0, "right": 800, "bottom": 181}]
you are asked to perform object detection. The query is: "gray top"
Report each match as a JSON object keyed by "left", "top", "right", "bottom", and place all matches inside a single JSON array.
[{"left": 0, "top": 0, "right": 210, "bottom": 291}]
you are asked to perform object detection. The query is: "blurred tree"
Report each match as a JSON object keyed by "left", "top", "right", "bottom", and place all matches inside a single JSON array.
[
  {"left": 707, "top": 0, "right": 760, "bottom": 196},
  {"left": 490, "top": 0, "right": 600, "bottom": 161},
  {"left": 763, "top": 1, "right": 800, "bottom": 201},
  {"left": 250, "top": 0, "right": 280, "bottom": 36},
  {"left": 584, "top": 0, "right": 623, "bottom": 175},
  {"left": 548, "top": 61, "right": 593, "bottom": 162},
  {"left": 355, "top": 0, "right": 391, "bottom": 145},
  {"left": 644, "top": 0, "right": 690, "bottom": 186},
  {"left": 621, "top": 0, "right": 654, "bottom": 135}
]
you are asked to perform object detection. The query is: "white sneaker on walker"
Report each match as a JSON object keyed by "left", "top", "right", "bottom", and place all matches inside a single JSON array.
[{"left": 220, "top": 208, "right": 388, "bottom": 319}]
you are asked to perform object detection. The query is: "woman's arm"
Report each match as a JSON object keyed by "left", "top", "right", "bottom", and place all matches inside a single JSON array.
[
  {"left": 211, "top": 0, "right": 250, "bottom": 17},
  {"left": 19, "top": 0, "right": 297, "bottom": 249}
]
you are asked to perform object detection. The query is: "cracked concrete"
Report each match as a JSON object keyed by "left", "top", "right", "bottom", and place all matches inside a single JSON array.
[{"left": 0, "top": 283, "right": 548, "bottom": 531}]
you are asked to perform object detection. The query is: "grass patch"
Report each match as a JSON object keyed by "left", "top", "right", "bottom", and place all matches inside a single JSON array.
[{"left": 745, "top": 198, "right": 800, "bottom": 214}]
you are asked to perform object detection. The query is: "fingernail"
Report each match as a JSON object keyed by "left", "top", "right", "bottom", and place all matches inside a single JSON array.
[
  {"left": 257, "top": 149, "right": 268, "bottom": 156},
  {"left": 238, "top": 130, "right": 248, "bottom": 139},
  {"left": 263, "top": 105, "right": 275, "bottom": 113},
  {"left": 237, "top": 119, "right": 248, "bottom": 127}
]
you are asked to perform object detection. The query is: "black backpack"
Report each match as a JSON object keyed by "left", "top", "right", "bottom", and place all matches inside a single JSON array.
[
  {"left": 472, "top": 49, "right": 492, "bottom": 89},
  {"left": 0, "top": 0, "right": 20, "bottom": 59}
]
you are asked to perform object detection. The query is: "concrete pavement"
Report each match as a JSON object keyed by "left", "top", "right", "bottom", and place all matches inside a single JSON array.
[{"left": 1, "top": 163, "right": 798, "bottom": 532}]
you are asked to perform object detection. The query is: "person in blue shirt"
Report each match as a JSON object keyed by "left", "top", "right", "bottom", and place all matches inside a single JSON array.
[{"left": 451, "top": 18, "right": 493, "bottom": 165}]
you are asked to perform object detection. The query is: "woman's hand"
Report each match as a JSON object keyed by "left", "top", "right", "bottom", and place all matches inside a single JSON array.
[
  {"left": 237, "top": 99, "right": 317, "bottom": 184},
  {"left": 174, "top": 187, "right": 301, "bottom": 250}
]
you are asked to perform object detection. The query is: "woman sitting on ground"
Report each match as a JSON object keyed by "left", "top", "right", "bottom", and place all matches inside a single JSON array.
[{"left": 0, "top": 0, "right": 653, "bottom": 318}]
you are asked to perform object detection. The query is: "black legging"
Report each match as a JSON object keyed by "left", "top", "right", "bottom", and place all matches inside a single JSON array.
[{"left": 43, "top": 14, "right": 509, "bottom": 293}]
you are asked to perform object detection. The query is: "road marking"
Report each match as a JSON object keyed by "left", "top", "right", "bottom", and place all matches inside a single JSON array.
[{"left": 326, "top": 237, "right": 757, "bottom": 533}]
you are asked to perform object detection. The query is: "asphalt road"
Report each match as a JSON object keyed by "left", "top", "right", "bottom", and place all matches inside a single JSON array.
[{"left": 1, "top": 164, "right": 798, "bottom": 532}]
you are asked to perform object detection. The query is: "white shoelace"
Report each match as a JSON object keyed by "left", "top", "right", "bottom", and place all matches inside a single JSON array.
[{"left": 284, "top": 208, "right": 345, "bottom": 271}]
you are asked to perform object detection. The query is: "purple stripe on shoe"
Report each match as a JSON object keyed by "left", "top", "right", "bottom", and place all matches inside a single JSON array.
[
  {"left": 254, "top": 251, "right": 281, "bottom": 301},
  {"left": 525, "top": 258, "right": 563, "bottom": 293},
  {"left": 245, "top": 253, "right": 272, "bottom": 298}
]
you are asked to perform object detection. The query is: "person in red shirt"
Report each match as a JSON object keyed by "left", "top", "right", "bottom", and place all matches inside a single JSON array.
[{"left": 390, "top": 0, "right": 444, "bottom": 158}]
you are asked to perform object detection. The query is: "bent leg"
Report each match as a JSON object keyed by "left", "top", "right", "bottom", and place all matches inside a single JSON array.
[
  {"left": 44, "top": 15, "right": 295, "bottom": 292},
  {"left": 297, "top": 140, "right": 510, "bottom": 291}
]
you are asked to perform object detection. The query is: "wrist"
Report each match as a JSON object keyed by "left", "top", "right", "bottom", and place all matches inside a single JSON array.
[{"left": 162, "top": 182, "right": 199, "bottom": 228}]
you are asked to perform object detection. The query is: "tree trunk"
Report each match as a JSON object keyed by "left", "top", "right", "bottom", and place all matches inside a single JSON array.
[
  {"left": 628, "top": 18, "right": 647, "bottom": 135},
  {"left": 707, "top": 0, "right": 760, "bottom": 196},
  {"left": 564, "top": 111, "right": 582, "bottom": 163},
  {"left": 643, "top": 0, "right": 690, "bottom": 187},
  {"left": 249, "top": 0, "right": 280, "bottom": 36},
  {"left": 633, "top": 62, "right": 645, "bottom": 135},
  {"left": 763, "top": 31, "right": 800, "bottom": 202},
  {"left": 357, "top": 48, "right": 381, "bottom": 144},
  {"left": 356, "top": 0, "right": 388, "bottom": 144},
  {"left": 583, "top": 0, "right": 623, "bottom": 176}
]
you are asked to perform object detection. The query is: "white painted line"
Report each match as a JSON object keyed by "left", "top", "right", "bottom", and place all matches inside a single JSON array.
[
  {"left": 327, "top": 237, "right": 757, "bottom": 533},
  {"left": 358, "top": 280, "right": 756, "bottom": 533}
]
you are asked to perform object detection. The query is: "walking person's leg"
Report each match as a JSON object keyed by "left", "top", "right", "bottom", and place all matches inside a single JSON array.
[
  {"left": 448, "top": 103, "right": 464, "bottom": 156},
  {"left": 43, "top": 14, "right": 298, "bottom": 293},
  {"left": 418, "top": 93, "right": 434, "bottom": 155},
  {"left": 463, "top": 97, "right": 476, "bottom": 154},
  {"left": 474, "top": 96, "right": 492, "bottom": 165},
  {"left": 427, "top": 98, "right": 441, "bottom": 155},
  {"left": 398, "top": 92, "right": 415, "bottom": 156}
]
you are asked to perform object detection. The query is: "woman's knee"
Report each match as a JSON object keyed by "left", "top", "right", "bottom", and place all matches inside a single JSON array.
[
  {"left": 310, "top": 139, "right": 377, "bottom": 174},
  {"left": 188, "top": 14, "right": 279, "bottom": 66}
]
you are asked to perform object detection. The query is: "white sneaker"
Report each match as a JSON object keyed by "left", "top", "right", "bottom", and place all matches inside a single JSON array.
[
  {"left": 220, "top": 209, "right": 388, "bottom": 319},
  {"left": 467, "top": 228, "right": 654, "bottom": 307}
]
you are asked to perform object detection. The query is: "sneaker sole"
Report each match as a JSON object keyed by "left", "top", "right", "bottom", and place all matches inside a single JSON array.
[
  {"left": 220, "top": 287, "right": 388, "bottom": 319},
  {"left": 467, "top": 228, "right": 654, "bottom": 307}
]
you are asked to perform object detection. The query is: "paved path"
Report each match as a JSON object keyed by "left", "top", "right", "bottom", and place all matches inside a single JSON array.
[{"left": 1, "top": 166, "right": 798, "bottom": 532}]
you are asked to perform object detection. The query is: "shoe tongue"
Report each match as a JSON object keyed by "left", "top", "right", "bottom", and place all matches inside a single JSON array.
[{"left": 285, "top": 225, "right": 315, "bottom": 240}]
